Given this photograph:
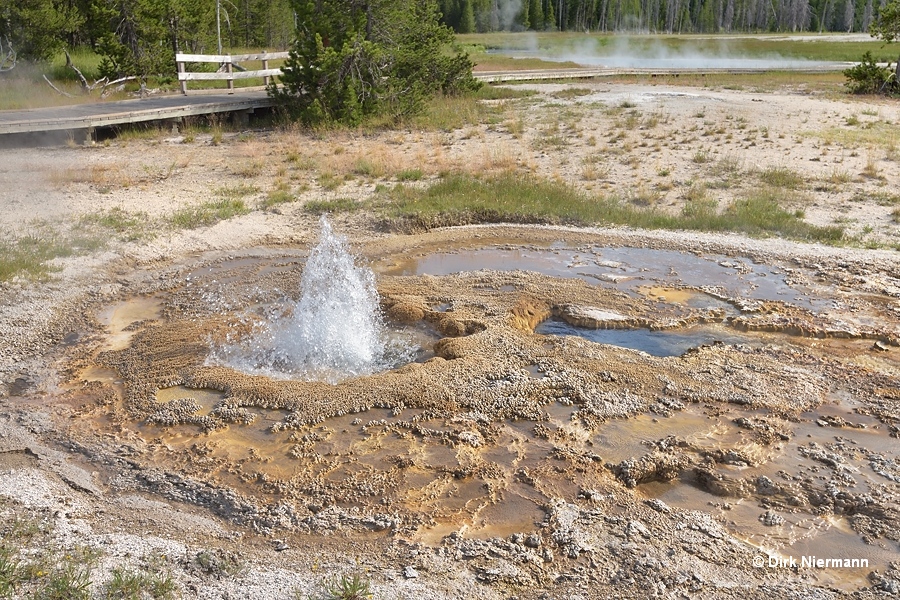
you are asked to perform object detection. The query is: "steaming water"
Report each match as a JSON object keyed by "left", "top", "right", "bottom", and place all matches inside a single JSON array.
[
  {"left": 209, "top": 217, "right": 417, "bottom": 383},
  {"left": 494, "top": 49, "right": 834, "bottom": 70},
  {"left": 488, "top": 36, "right": 837, "bottom": 70}
]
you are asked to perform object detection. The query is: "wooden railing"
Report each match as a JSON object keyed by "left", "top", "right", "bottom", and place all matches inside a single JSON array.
[{"left": 175, "top": 52, "right": 289, "bottom": 95}]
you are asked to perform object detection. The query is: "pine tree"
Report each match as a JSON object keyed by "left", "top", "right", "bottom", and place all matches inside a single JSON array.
[
  {"left": 870, "top": 0, "right": 900, "bottom": 85},
  {"left": 0, "top": 0, "right": 83, "bottom": 62},
  {"left": 87, "top": 0, "right": 218, "bottom": 79},
  {"left": 275, "top": 0, "right": 480, "bottom": 125},
  {"left": 460, "top": 0, "right": 476, "bottom": 31},
  {"left": 529, "top": 0, "right": 544, "bottom": 30},
  {"left": 518, "top": 0, "right": 530, "bottom": 29},
  {"left": 871, "top": 0, "right": 900, "bottom": 41},
  {"left": 545, "top": 0, "right": 556, "bottom": 30}
]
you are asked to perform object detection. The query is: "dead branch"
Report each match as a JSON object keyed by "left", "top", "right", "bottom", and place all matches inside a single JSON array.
[
  {"left": 102, "top": 76, "right": 138, "bottom": 89},
  {"left": 61, "top": 50, "right": 139, "bottom": 95},
  {"left": 99, "top": 77, "right": 137, "bottom": 98},
  {"left": 0, "top": 35, "right": 16, "bottom": 72},
  {"left": 43, "top": 74, "right": 75, "bottom": 97},
  {"left": 64, "top": 50, "right": 90, "bottom": 89}
]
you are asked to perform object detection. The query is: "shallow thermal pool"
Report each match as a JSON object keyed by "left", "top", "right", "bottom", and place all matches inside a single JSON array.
[
  {"left": 374, "top": 243, "right": 834, "bottom": 311},
  {"left": 535, "top": 319, "right": 752, "bottom": 357},
  {"left": 71, "top": 236, "right": 899, "bottom": 591}
]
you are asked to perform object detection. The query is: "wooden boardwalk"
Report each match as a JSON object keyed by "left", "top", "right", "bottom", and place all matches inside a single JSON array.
[
  {"left": 473, "top": 64, "right": 850, "bottom": 83},
  {"left": 0, "top": 90, "right": 274, "bottom": 136},
  {"left": 0, "top": 64, "right": 850, "bottom": 141}
]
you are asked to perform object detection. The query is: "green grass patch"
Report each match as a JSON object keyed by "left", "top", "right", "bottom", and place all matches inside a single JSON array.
[
  {"left": 351, "top": 87, "right": 524, "bottom": 132},
  {"left": 757, "top": 166, "right": 805, "bottom": 189},
  {"left": 78, "top": 208, "right": 152, "bottom": 241},
  {"left": 47, "top": 47, "right": 104, "bottom": 82},
  {"left": 168, "top": 199, "right": 250, "bottom": 229},
  {"left": 378, "top": 173, "right": 844, "bottom": 243},
  {"left": 304, "top": 198, "right": 361, "bottom": 214},
  {"left": 408, "top": 93, "right": 507, "bottom": 131},
  {"left": 550, "top": 88, "right": 594, "bottom": 100},
  {"left": 692, "top": 149, "right": 711, "bottom": 164},
  {"left": 1, "top": 512, "right": 176, "bottom": 600},
  {"left": 301, "top": 571, "right": 372, "bottom": 600},
  {"left": 472, "top": 86, "right": 536, "bottom": 100},
  {"left": 260, "top": 184, "right": 295, "bottom": 209},
  {"left": 672, "top": 188, "right": 842, "bottom": 242},
  {"left": 706, "top": 154, "right": 743, "bottom": 188},
  {"left": 281, "top": 85, "right": 528, "bottom": 135},
  {"left": 681, "top": 195, "right": 719, "bottom": 220},
  {"left": 104, "top": 568, "right": 148, "bottom": 600},
  {"left": 352, "top": 158, "right": 383, "bottom": 177},
  {"left": 532, "top": 132, "right": 570, "bottom": 150},
  {"left": 0, "top": 229, "right": 107, "bottom": 282},
  {"left": 33, "top": 563, "right": 92, "bottom": 600},
  {"left": 609, "top": 71, "right": 846, "bottom": 93},
  {"left": 857, "top": 191, "right": 900, "bottom": 206},
  {"left": 0, "top": 72, "right": 98, "bottom": 110},
  {"left": 722, "top": 191, "right": 841, "bottom": 242},
  {"left": 391, "top": 85, "right": 531, "bottom": 132},
  {"left": 104, "top": 565, "right": 177, "bottom": 600},
  {"left": 397, "top": 169, "right": 424, "bottom": 181},
  {"left": 217, "top": 184, "right": 260, "bottom": 200},
  {"left": 379, "top": 173, "right": 601, "bottom": 227},
  {"left": 285, "top": 151, "right": 317, "bottom": 170},
  {"left": 824, "top": 168, "right": 853, "bottom": 185},
  {"left": 317, "top": 172, "right": 342, "bottom": 191},
  {"left": 30, "top": 545, "right": 100, "bottom": 600},
  {"left": 470, "top": 54, "right": 582, "bottom": 71},
  {"left": 110, "top": 124, "right": 171, "bottom": 142},
  {"left": 0, "top": 544, "right": 25, "bottom": 598},
  {"left": 813, "top": 121, "right": 900, "bottom": 148},
  {"left": 231, "top": 160, "right": 265, "bottom": 178}
]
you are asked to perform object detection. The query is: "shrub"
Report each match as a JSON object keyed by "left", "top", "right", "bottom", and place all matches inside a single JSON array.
[
  {"left": 273, "top": 0, "right": 479, "bottom": 126},
  {"left": 844, "top": 52, "right": 898, "bottom": 95}
]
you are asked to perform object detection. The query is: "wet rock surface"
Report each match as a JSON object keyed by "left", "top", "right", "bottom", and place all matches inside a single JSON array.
[{"left": 2, "top": 225, "right": 900, "bottom": 597}]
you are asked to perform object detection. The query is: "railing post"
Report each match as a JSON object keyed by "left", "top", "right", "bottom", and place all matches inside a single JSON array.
[
  {"left": 226, "top": 57, "right": 234, "bottom": 93},
  {"left": 178, "top": 59, "right": 187, "bottom": 95},
  {"left": 262, "top": 56, "right": 269, "bottom": 87}
]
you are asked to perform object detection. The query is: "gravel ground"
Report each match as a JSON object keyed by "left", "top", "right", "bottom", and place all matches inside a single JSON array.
[{"left": 1, "top": 80, "right": 898, "bottom": 599}]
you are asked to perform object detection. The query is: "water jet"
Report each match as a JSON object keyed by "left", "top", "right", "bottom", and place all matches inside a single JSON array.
[{"left": 208, "top": 216, "right": 422, "bottom": 383}]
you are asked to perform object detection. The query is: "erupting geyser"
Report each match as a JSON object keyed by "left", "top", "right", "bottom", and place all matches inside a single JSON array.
[
  {"left": 209, "top": 216, "right": 414, "bottom": 383},
  {"left": 278, "top": 216, "right": 386, "bottom": 373}
]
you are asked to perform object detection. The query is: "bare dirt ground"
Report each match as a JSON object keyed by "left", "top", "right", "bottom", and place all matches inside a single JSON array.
[{"left": 0, "top": 81, "right": 899, "bottom": 599}]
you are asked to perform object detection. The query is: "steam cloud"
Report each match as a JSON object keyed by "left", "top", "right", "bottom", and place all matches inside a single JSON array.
[
  {"left": 488, "top": 0, "right": 524, "bottom": 32},
  {"left": 501, "top": 36, "right": 834, "bottom": 70}
]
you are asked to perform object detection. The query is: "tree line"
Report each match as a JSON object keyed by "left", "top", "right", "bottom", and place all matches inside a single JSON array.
[
  {"left": 2, "top": 0, "right": 897, "bottom": 81},
  {"left": 1, "top": 0, "right": 294, "bottom": 77},
  {"left": 438, "top": 0, "right": 891, "bottom": 33}
]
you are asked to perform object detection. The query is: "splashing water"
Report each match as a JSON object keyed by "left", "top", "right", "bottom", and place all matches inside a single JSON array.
[
  {"left": 279, "top": 216, "right": 386, "bottom": 374},
  {"left": 209, "top": 217, "right": 415, "bottom": 383}
]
